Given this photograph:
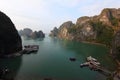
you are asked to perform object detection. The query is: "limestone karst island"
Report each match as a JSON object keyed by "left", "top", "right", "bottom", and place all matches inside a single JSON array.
[{"left": 0, "top": 0, "right": 120, "bottom": 80}]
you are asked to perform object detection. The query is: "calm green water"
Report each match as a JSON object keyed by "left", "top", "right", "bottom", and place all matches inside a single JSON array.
[{"left": 0, "top": 35, "right": 117, "bottom": 80}]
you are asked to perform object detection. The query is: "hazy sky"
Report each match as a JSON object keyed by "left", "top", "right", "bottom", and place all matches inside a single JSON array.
[{"left": 0, "top": 0, "right": 120, "bottom": 33}]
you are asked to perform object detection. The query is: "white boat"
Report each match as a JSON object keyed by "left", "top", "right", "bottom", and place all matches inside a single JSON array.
[{"left": 86, "top": 56, "right": 97, "bottom": 62}]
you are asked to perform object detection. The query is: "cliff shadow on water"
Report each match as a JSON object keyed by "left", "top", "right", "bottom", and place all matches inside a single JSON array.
[{"left": 0, "top": 56, "right": 22, "bottom": 80}]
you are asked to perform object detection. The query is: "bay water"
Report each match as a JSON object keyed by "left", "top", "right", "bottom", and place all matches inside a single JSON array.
[{"left": 0, "top": 35, "right": 117, "bottom": 80}]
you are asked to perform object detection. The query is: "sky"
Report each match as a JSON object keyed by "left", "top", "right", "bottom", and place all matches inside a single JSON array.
[{"left": 0, "top": 0, "right": 120, "bottom": 33}]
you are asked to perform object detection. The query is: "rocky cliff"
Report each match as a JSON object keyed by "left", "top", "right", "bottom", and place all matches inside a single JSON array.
[
  {"left": 112, "top": 30, "right": 120, "bottom": 60},
  {"left": 58, "top": 21, "right": 75, "bottom": 40},
  {"left": 50, "top": 8, "right": 120, "bottom": 46},
  {"left": 50, "top": 21, "right": 75, "bottom": 40},
  {"left": 0, "top": 11, "right": 22, "bottom": 55}
]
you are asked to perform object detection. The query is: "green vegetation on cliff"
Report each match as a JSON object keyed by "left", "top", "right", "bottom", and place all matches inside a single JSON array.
[
  {"left": 90, "top": 21, "right": 114, "bottom": 47},
  {"left": 67, "top": 21, "right": 114, "bottom": 47},
  {"left": 111, "top": 17, "right": 119, "bottom": 26},
  {"left": 68, "top": 25, "right": 82, "bottom": 34}
]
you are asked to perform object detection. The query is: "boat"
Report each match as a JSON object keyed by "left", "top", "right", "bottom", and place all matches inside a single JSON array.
[
  {"left": 80, "top": 56, "right": 101, "bottom": 70},
  {"left": 23, "top": 45, "right": 39, "bottom": 54},
  {"left": 69, "top": 57, "right": 76, "bottom": 61},
  {"left": 80, "top": 62, "right": 90, "bottom": 68},
  {"left": 24, "top": 45, "right": 39, "bottom": 49},
  {"left": 86, "top": 56, "right": 97, "bottom": 62}
]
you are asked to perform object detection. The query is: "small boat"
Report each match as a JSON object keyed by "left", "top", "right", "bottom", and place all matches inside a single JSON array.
[{"left": 69, "top": 57, "right": 76, "bottom": 61}]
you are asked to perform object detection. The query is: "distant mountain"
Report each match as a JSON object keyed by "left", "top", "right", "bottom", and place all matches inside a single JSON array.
[
  {"left": 19, "top": 28, "right": 33, "bottom": 37},
  {"left": 50, "top": 8, "right": 120, "bottom": 59},
  {"left": 49, "top": 27, "right": 58, "bottom": 37},
  {"left": 0, "top": 11, "right": 22, "bottom": 55},
  {"left": 19, "top": 28, "right": 45, "bottom": 39}
]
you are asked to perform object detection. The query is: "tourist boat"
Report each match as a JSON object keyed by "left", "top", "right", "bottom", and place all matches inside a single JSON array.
[
  {"left": 80, "top": 56, "right": 100, "bottom": 69},
  {"left": 23, "top": 45, "right": 39, "bottom": 54}
]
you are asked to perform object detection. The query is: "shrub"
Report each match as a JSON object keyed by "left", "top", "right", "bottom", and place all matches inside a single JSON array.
[{"left": 90, "top": 21, "right": 114, "bottom": 47}]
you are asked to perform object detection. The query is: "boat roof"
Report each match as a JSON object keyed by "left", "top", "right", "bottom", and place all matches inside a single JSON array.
[{"left": 87, "top": 56, "right": 97, "bottom": 61}]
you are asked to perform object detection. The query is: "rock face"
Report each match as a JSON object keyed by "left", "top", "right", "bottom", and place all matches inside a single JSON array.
[
  {"left": 58, "top": 21, "right": 75, "bottom": 40},
  {"left": 19, "top": 28, "right": 45, "bottom": 39},
  {"left": 112, "top": 30, "right": 120, "bottom": 59},
  {"left": 50, "top": 8, "right": 120, "bottom": 46},
  {"left": 76, "top": 16, "right": 90, "bottom": 25},
  {"left": 99, "top": 8, "right": 120, "bottom": 28},
  {"left": 0, "top": 11, "right": 22, "bottom": 55}
]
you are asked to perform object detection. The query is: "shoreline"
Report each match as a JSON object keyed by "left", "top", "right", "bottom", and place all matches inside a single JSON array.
[{"left": 80, "top": 41, "right": 107, "bottom": 47}]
